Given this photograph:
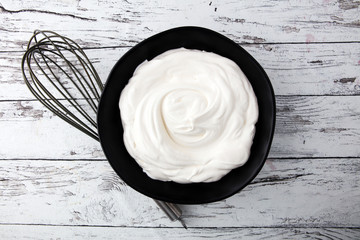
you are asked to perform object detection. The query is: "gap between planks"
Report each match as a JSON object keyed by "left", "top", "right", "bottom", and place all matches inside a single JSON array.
[
  {"left": 2, "top": 41, "right": 360, "bottom": 54},
  {"left": 0, "top": 157, "right": 359, "bottom": 161},
  {"left": 0, "top": 223, "right": 359, "bottom": 229},
  {"left": 1, "top": 95, "right": 360, "bottom": 103}
]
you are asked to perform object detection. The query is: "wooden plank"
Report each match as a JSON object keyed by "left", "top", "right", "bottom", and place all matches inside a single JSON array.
[
  {"left": 0, "top": 158, "right": 359, "bottom": 227},
  {"left": 0, "top": 225, "right": 359, "bottom": 240},
  {"left": 0, "top": 100, "right": 103, "bottom": 160},
  {"left": 273, "top": 95, "right": 360, "bottom": 158},
  {"left": 1, "top": 0, "right": 359, "bottom": 236},
  {"left": 1, "top": 43, "right": 360, "bottom": 101},
  {"left": 0, "top": 96, "right": 359, "bottom": 159},
  {"left": 0, "top": 0, "right": 360, "bottom": 51}
]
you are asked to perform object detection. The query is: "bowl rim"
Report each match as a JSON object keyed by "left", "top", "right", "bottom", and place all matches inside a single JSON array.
[{"left": 97, "top": 26, "right": 276, "bottom": 204}]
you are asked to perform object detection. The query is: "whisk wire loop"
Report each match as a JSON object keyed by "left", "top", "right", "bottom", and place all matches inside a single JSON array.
[{"left": 21, "top": 30, "right": 104, "bottom": 141}]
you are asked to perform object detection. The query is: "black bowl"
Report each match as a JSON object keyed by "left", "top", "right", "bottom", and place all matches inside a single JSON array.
[{"left": 97, "top": 26, "right": 275, "bottom": 204}]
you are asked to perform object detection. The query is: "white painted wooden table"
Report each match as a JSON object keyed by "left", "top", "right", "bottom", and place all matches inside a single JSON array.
[{"left": 0, "top": 0, "right": 359, "bottom": 239}]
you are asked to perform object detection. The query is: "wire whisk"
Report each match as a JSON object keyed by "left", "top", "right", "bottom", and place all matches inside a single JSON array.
[{"left": 21, "top": 30, "right": 103, "bottom": 141}]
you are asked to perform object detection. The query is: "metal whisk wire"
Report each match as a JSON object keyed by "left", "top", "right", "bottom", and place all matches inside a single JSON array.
[{"left": 21, "top": 30, "right": 103, "bottom": 141}]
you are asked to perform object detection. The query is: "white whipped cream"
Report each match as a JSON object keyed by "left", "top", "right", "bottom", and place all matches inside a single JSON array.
[{"left": 119, "top": 48, "right": 258, "bottom": 183}]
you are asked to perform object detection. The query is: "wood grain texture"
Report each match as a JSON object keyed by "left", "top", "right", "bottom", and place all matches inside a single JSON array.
[
  {"left": 0, "top": 225, "right": 359, "bottom": 240},
  {"left": 0, "top": 0, "right": 359, "bottom": 51},
  {"left": 273, "top": 96, "right": 360, "bottom": 158},
  {"left": 0, "top": 158, "right": 359, "bottom": 227},
  {"left": 0, "top": 96, "right": 359, "bottom": 159},
  {"left": 1, "top": 0, "right": 360, "bottom": 237},
  {"left": 1, "top": 43, "right": 360, "bottom": 101}
]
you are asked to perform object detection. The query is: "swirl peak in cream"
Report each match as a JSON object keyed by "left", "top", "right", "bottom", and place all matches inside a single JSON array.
[{"left": 119, "top": 48, "right": 258, "bottom": 183}]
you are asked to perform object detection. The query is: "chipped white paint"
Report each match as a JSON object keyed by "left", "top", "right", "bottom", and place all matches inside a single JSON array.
[
  {"left": 0, "top": 159, "right": 359, "bottom": 227},
  {"left": 0, "top": 225, "right": 360, "bottom": 240},
  {"left": 0, "top": 0, "right": 359, "bottom": 50},
  {"left": 1, "top": 43, "right": 360, "bottom": 100},
  {"left": 0, "top": 0, "right": 359, "bottom": 239},
  {"left": 0, "top": 97, "right": 359, "bottom": 159}
]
